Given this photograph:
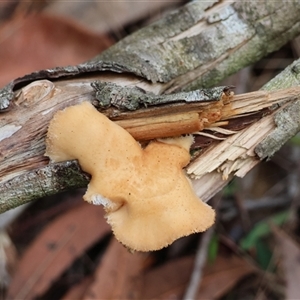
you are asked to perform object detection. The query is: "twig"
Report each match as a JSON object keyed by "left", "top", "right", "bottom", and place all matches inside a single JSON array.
[
  {"left": 221, "top": 195, "right": 291, "bottom": 222},
  {"left": 183, "top": 226, "right": 214, "bottom": 300}
]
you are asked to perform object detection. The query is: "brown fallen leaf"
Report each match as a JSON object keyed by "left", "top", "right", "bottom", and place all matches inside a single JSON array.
[
  {"left": 9, "top": 193, "right": 84, "bottom": 248},
  {"left": 273, "top": 225, "right": 300, "bottom": 300},
  {"left": 0, "top": 12, "right": 114, "bottom": 87},
  {"left": 130, "top": 254, "right": 255, "bottom": 300},
  {"left": 83, "top": 238, "right": 147, "bottom": 300},
  {"left": 62, "top": 276, "right": 94, "bottom": 300},
  {"left": 197, "top": 255, "right": 256, "bottom": 299},
  {"left": 6, "top": 202, "right": 110, "bottom": 300},
  {"left": 133, "top": 255, "right": 195, "bottom": 300}
]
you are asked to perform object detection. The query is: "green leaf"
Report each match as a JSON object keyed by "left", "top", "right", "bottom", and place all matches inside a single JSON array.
[
  {"left": 208, "top": 233, "right": 219, "bottom": 264},
  {"left": 256, "top": 239, "right": 273, "bottom": 270},
  {"left": 240, "top": 210, "right": 289, "bottom": 250}
]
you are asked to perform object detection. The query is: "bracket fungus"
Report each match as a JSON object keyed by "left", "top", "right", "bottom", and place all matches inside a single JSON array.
[{"left": 45, "top": 101, "right": 215, "bottom": 251}]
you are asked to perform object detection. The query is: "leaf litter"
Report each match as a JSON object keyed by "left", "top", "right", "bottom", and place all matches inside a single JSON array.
[{"left": 6, "top": 202, "right": 110, "bottom": 299}]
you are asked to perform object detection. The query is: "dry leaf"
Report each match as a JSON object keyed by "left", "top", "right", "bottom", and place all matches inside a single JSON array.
[
  {"left": 133, "top": 256, "right": 195, "bottom": 299},
  {"left": 62, "top": 276, "right": 94, "bottom": 300},
  {"left": 197, "top": 255, "right": 256, "bottom": 299},
  {"left": 130, "top": 254, "right": 255, "bottom": 300},
  {"left": 83, "top": 238, "right": 147, "bottom": 300},
  {"left": 7, "top": 202, "right": 110, "bottom": 300},
  {"left": 0, "top": 13, "right": 114, "bottom": 87},
  {"left": 273, "top": 226, "right": 300, "bottom": 300}
]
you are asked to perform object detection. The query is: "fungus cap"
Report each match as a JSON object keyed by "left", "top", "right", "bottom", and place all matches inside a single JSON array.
[{"left": 46, "top": 101, "right": 215, "bottom": 251}]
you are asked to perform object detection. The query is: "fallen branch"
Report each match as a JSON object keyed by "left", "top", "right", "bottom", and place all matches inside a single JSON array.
[
  {"left": 2, "top": 0, "right": 300, "bottom": 110},
  {"left": 0, "top": 60, "right": 300, "bottom": 212},
  {"left": 1, "top": 1, "right": 300, "bottom": 212}
]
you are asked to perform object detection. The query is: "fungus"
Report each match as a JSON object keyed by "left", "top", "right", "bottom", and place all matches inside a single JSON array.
[{"left": 45, "top": 101, "right": 215, "bottom": 251}]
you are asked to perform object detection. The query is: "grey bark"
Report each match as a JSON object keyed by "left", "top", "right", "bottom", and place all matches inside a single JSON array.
[
  {"left": 1, "top": 0, "right": 300, "bottom": 212},
  {"left": 0, "top": 161, "right": 89, "bottom": 212},
  {"left": 255, "top": 60, "right": 300, "bottom": 159},
  {"left": 91, "top": 81, "right": 229, "bottom": 111},
  {"left": 94, "top": 0, "right": 300, "bottom": 92},
  {"left": 1, "top": 0, "right": 300, "bottom": 109}
]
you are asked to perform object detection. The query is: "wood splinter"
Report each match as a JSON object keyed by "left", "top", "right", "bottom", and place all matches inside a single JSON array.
[{"left": 107, "top": 85, "right": 233, "bottom": 141}]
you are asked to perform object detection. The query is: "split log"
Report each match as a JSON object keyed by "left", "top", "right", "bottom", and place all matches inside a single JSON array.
[{"left": 1, "top": 0, "right": 300, "bottom": 212}]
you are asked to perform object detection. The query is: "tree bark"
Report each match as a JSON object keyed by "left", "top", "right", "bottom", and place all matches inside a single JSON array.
[
  {"left": 2, "top": 0, "right": 300, "bottom": 109},
  {"left": 1, "top": 0, "right": 300, "bottom": 212}
]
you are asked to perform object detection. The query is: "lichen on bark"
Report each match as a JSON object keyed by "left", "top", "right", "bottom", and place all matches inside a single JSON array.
[
  {"left": 0, "top": 161, "right": 89, "bottom": 213},
  {"left": 255, "top": 59, "right": 300, "bottom": 159}
]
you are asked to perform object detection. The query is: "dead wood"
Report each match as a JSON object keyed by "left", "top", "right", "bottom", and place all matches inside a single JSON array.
[{"left": 1, "top": 1, "right": 300, "bottom": 212}]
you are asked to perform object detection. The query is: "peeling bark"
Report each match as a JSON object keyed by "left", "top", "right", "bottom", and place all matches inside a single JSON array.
[{"left": 1, "top": 0, "right": 300, "bottom": 109}]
